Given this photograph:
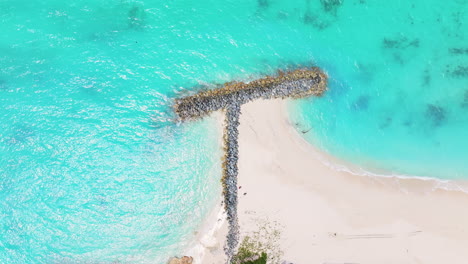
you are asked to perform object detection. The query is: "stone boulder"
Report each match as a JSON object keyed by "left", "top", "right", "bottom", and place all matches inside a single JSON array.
[{"left": 168, "top": 256, "right": 193, "bottom": 264}]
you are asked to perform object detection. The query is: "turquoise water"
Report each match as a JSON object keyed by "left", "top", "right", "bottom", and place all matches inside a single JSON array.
[
  {"left": 287, "top": 0, "right": 468, "bottom": 179},
  {"left": 1, "top": 0, "right": 467, "bottom": 263}
]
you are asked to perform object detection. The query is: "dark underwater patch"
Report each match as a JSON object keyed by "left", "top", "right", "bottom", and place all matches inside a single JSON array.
[
  {"left": 452, "top": 11, "right": 463, "bottom": 28},
  {"left": 462, "top": 90, "right": 468, "bottom": 108},
  {"left": 257, "top": 0, "right": 269, "bottom": 10},
  {"left": 426, "top": 104, "right": 446, "bottom": 127},
  {"left": 302, "top": 0, "right": 337, "bottom": 30},
  {"left": 382, "top": 39, "right": 401, "bottom": 49},
  {"left": 320, "top": 0, "right": 343, "bottom": 14},
  {"left": 403, "top": 120, "right": 413, "bottom": 127},
  {"left": 382, "top": 36, "right": 419, "bottom": 49},
  {"left": 447, "top": 65, "right": 468, "bottom": 78},
  {"left": 128, "top": 5, "right": 146, "bottom": 29},
  {"left": 449, "top": 48, "right": 468, "bottom": 55},
  {"left": 352, "top": 95, "right": 370, "bottom": 111},
  {"left": 381, "top": 36, "right": 419, "bottom": 64},
  {"left": 379, "top": 117, "right": 393, "bottom": 129},
  {"left": 422, "top": 69, "right": 431, "bottom": 86},
  {"left": 410, "top": 39, "right": 420, "bottom": 47},
  {"left": 392, "top": 53, "right": 405, "bottom": 65},
  {"left": 303, "top": 13, "right": 330, "bottom": 30}
]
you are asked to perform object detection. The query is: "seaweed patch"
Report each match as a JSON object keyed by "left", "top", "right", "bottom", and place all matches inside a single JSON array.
[
  {"left": 303, "top": 13, "right": 329, "bottom": 30},
  {"left": 426, "top": 104, "right": 446, "bottom": 127},
  {"left": 320, "top": 0, "right": 344, "bottom": 15},
  {"left": 447, "top": 65, "right": 468, "bottom": 78},
  {"left": 303, "top": 0, "right": 336, "bottom": 30},
  {"left": 257, "top": 0, "right": 269, "bottom": 10},
  {"left": 449, "top": 48, "right": 468, "bottom": 55},
  {"left": 382, "top": 36, "right": 419, "bottom": 49},
  {"left": 381, "top": 36, "right": 419, "bottom": 64}
]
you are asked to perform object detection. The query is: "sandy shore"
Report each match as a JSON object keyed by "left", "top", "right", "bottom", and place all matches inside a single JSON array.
[{"left": 198, "top": 99, "right": 468, "bottom": 264}]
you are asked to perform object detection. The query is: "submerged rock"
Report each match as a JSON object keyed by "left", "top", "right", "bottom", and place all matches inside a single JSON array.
[{"left": 168, "top": 256, "right": 193, "bottom": 264}]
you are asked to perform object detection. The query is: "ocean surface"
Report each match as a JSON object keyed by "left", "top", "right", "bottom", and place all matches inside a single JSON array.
[
  {"left": 0, "top": 0, "right": 467, "bottom": 263},
  {"left": 287, "top": 0, "right": 468, "bottom": 179}
]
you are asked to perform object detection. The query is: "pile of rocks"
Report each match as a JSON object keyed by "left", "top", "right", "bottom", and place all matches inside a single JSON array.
[
  {"left": 222, "top": 103, "right": 241, "bottom": 262},
  {"left": 168, "top": 256, "right": 193, "bottom": 264},
  {"left": 174, "top": 68, "right": 327, "bottom": 120}
]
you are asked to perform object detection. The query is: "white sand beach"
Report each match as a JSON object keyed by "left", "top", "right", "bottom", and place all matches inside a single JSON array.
[{"left": 197, "top": 99, "right": 468, "bottom": 264}]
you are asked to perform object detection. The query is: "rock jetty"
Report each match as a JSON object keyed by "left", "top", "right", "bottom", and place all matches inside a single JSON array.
[
  {"left": 174, "top": 68, "right": 327, "bottom": 120},
  {"left": 222, "top": 102, "right": 241, "bottom": 260},
  {"left": 173, "top": 68, "right": 327, "bottom": 263}
]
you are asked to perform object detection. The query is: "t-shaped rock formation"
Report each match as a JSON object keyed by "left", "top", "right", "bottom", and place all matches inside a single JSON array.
[{"left": 174, "top": 68, "right": 327, "bottom": 263}]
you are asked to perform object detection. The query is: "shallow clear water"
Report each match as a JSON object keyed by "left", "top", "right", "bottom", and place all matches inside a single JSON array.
[
  {"left": 0, "top": 0, "right": 467, "bottom": 263},
  {"left": 287, "top": 0, "right": 468, "bottom": 179}
]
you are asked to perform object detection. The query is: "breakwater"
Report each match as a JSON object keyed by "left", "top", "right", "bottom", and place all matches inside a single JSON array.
[
  {"left": 174, "top": 68, "right": 327, "bottom": 120},
  {"left": 174, "top": 68, "right": 327, "bottom": 263},
  {"left": 223, "top": 103, "right": 241, "bottom": 260}
]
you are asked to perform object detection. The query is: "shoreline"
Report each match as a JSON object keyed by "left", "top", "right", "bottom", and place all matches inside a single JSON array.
[
  {"left": 184, "top": 196, "right": 226, "bottom": 264},
  {"left": 181, "top": 111, "right": 228, "bottom": 264},
  {"left": 286, "top": 107, "right": 468, "bottom": 189},
  {"left": 284, "top": 102, "right": 468, "bottom": 193},
  {"left": 200, "top": 98, "right": 468, "bottom": 264}
]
